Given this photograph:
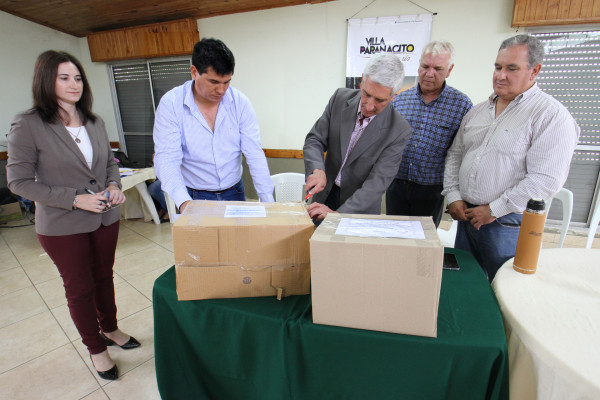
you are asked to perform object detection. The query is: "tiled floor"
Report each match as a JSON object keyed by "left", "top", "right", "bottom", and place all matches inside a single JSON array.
[
  {"left": 0, "top": 217, "right": 172, "bottom": 400},
  {"left": 1, "top": 215, "right": 599, "bottom": 400}
]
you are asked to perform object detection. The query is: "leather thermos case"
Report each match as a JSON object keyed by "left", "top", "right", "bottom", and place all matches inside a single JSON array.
[{"left": 513, "top": 199, "right": 546, "bottom": 274}]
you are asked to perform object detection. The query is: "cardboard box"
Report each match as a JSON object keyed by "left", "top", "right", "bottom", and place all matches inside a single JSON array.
[
  {"left": 173, "top": 200, "right": 314, "bottom": 300},
  {"left": 310, "top": 214, "right": 443, "bottom": 337},
  {"left": 0, "top": 202, "right": 22, "bottom": 223}
]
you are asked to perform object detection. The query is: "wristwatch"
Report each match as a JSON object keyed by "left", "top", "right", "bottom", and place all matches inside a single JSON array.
[
  {"left": 489, "top": 206, "right": 496, "bottom": 218},
  {"left": 72, "top": 195, "right": 78, "bottom": 210}
]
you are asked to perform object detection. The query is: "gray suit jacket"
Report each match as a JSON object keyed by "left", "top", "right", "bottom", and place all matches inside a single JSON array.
[
  {"left": 303, "top": 88, "right": 411, "bottom": 214},
  {"left": 7, "top": 110, "right": 121, "bottom": 236}
]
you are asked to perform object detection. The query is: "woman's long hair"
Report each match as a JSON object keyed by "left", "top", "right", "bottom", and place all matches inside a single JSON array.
[{"left": 32, "top": 50, "right": 96, "bottom": 124}]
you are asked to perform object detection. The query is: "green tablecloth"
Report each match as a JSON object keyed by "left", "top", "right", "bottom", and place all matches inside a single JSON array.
[{"left": 153, "top": 248, "right": 508, "bottom": 400}]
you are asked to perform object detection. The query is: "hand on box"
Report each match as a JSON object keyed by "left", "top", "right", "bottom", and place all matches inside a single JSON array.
[
  {"left": 307, "top": 202, "right": 337, "bottom": 221},
  {"left": 179, "top": 200, "right": 191, "bottom": 213}
]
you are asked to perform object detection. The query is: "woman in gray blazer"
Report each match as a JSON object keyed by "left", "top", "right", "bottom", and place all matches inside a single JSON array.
[{"left": 7, "top": 51, "right": 139, "bottom": 380}]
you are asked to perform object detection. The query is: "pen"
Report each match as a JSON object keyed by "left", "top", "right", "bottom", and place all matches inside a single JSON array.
[{"left": 84, "top": 187, "right": 111, "bottom": 208}]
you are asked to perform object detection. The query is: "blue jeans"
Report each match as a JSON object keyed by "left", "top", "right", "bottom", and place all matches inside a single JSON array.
[
  {"left": 186, "top": 180, "right": 246, "bottom": 202},
  {"left": 455, "top": 213, "right": 523, "bottom": 282}
]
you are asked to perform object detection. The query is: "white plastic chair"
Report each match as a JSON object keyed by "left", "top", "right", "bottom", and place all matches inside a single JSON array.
[
  {"left": 163, "top": 191, "right": 179, "bottom": 223},
  {"left": 437, "top": 220, "right": 458, "bottom": 248},
  {"left": 546, "top": 188, "right": 573, "bottom": 248},
  {"left": 586, "top": 191, "right": 600, "bottom": 249},
  {"left": 271, "top": 173, "right": 305, "bottom": 202}
]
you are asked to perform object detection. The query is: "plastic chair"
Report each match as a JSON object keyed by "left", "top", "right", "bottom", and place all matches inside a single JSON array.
[
  {"left": 586, "top": 192, "right": 600, "bottom": 248},
  {"left": 163, "top": 191, "right": 179, "bottom": 223},
  {"left": 437, "top": 220, "right": 458, "bottom": 248},
  {"left": 546, "top": 188, "right": 573, "bottom": 248},
  {"left": 271, "top": 173, "right": 305, "bottom": 202}
]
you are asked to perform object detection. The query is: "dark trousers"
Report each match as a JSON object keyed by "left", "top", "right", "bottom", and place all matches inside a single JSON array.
[
  {"left": 187, "top": 179, "right": 245, "bottom": 202},
  {"left": 386, "top": 179, "right": 444, "bottom": 227},
  {"left": 38, "top": 221, "right": 120, "bottom": 354}
]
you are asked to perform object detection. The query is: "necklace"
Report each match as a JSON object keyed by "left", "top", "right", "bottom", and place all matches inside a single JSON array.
[{"left": 68, "top": 126, "right": 82, "bottom": 143}]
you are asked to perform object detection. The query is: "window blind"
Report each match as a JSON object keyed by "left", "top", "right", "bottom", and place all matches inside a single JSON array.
[
  {"left": 532, "top": 31, "right": 600, "bottom": 224},
  {"left": 150, "top": 60, "right": 191, "bottom": 107},
  {"left": 113, "top": 64, "right": 154, "bottom": 133},
  {"left": 111, "top": 58, "right": 191, "bottom": 166}
]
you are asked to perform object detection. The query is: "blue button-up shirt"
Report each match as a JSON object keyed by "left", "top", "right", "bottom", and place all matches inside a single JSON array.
[
  {"left": 392, "top": 83, "right": 472, "bottom": 185},
  {"left": 153, "top": 80, "right": 274, "bottom": 207}
]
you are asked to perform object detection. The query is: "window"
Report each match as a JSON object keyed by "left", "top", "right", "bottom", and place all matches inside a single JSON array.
[
  {"left": 109, "top": 58, "right": 191, "bottom": 167},
  {"left": 532, "top": 30, "right": 600, "bottom": 225}
]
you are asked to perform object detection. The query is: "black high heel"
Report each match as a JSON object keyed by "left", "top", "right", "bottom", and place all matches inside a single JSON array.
[
  {"left": 100, "top": 331, "right": 141, "bottom": 350},
  {"left": 90, "top": 355, "right": 118, "bottom": 380}
]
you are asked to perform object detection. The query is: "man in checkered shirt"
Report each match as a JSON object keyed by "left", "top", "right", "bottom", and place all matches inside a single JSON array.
[{"left": 386, "top": 41, "right": 472, "bottom": 227}]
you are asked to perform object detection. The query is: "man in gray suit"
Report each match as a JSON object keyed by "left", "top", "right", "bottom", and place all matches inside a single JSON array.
[{"left": 303, "top": 54, "right": 412, "bottom": 221}]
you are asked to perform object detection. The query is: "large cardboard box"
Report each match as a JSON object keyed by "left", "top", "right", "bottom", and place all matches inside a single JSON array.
[
  {"left": 0, "top": 202, "right": 22, "bottom": 223},
  {"left": 310, "top": 214, "right": 443, "bottom": 337},
  {"left": 173, "top": 200, "right": 314, "bottom": 300}
]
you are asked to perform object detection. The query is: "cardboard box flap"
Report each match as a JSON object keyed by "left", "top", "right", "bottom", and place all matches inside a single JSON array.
[
  {"left": 176, "top": 263, "right": 310, "bottom": 301},
  {"left": 173, "top": 201, "right": 314, "bottom": 268},
  {"left": 176, "top": 200, "right": 312, "bottom": 226},
  {"left": 312, "top": 213, "right": 442, "bottom": 247}
]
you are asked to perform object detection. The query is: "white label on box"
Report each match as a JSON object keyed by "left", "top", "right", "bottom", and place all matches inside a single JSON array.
[
  {"left": 335, "top": 218, "right": 425, "bottom": 239},
  {"left": 224, "top": 205, "right": 267, "bottom": 218}
]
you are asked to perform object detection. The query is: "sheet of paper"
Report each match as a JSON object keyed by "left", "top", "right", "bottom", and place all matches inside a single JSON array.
[
  {"left": 335, "top": 218, "right": 425, "bottom": 239},
  {"left": 224, "top": 205, "right": 267, "bottom": 218},
  {"left": 119, "top": 168, "right": 140, "bottom": 177}
]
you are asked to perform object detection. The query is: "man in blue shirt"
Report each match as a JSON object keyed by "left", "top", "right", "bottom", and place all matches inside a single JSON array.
[
  {"left": 386, "top": 41, "right": 472, "bottom": 227},
  {"left": 153, "top": 38, "right": 274, "bottom": 213}
]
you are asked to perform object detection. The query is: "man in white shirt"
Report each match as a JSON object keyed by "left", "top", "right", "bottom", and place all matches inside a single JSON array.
[
  {"left": 443, "top": 35, "right": 579, "bottom": 281},
  {"left": 153, "top": 38, "right": 274, "bottom": 212}
]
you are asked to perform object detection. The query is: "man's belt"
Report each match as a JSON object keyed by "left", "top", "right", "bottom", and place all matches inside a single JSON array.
[{"left": 187, "top": 182, "right": 238, "bottom": 195}]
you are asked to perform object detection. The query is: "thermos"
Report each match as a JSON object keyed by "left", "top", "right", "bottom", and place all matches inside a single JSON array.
[{"left": 513, "top": 199, "right": 546, "bottom": 274}]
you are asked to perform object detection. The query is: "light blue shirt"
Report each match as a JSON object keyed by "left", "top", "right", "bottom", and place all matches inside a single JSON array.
[{"left": 153, "top": 80, "right": 274, "bottom": 207}]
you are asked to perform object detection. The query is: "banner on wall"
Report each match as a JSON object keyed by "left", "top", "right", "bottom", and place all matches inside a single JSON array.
[{"left": 346, "top": 14, "right": 433, "bottom": 92}]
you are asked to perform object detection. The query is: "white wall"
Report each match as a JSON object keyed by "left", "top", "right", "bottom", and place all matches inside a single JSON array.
[
  {"left": 1, "top": 0, "right": 518, "bottom": 148},
  {"left": 0, "top": 11, "right": 118, "bottom": 144},
  {"left": 197, "top": 0, "right": 518, "bottom": 149}
]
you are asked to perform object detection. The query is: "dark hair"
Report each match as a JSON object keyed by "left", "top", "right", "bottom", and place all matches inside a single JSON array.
[
  {"left": 32, "top": 50, "right": 96, "bottom": 124},
  {"left": 191, "top": 38, "right": 235, "bottom": 76}
]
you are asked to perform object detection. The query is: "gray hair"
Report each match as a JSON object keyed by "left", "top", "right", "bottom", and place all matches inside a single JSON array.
[
  {"left": 499, "top": 35, "right": 545, "bottom": 68},
  {"left": 422, "top": 41, "right": 455, "bottom": 65},
  {"left": 363, "top": 54, "right": 405, "bottom": 96}
]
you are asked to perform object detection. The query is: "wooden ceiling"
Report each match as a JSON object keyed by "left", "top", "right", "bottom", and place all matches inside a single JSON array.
[{"left": 0, "top": 0, "right": 334, "bottom": 38}]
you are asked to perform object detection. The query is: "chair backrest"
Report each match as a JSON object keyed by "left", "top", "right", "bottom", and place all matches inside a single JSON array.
[
  {"left": 546, "top": 187, "right": 573, "bottom": 248},
  {"left": 163, "top": 191, "right": 179, "bottom": 223},
  {"left": 271, "top": 173, "right": 305, "bottom": 202}
]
